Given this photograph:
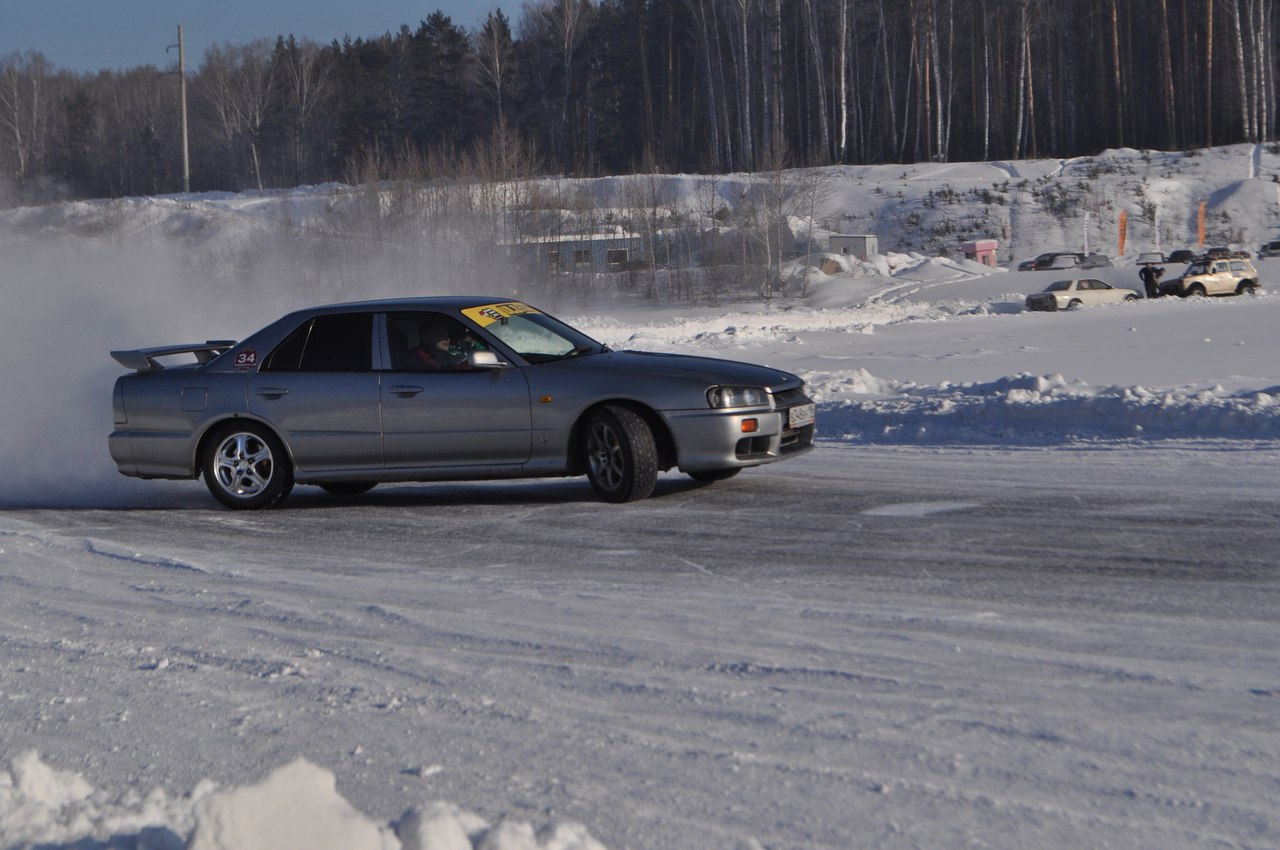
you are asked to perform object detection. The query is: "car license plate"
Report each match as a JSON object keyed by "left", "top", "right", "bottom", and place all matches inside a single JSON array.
[{"left": 788, "top": 403, "right": 815, "bottom": 429}]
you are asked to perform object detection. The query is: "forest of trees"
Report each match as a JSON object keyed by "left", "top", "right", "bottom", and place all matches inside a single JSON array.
[{"left": 1, "top": 0, "right": 1276, "bottom": 204}]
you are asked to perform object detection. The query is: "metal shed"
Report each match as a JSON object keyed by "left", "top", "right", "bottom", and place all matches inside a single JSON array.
[{"left": 828, "top": 234, "right": 878, "bottom": 260}]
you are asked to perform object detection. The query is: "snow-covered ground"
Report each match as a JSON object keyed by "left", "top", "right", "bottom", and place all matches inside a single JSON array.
[{"left": 2, "top": 148, "right": 1279, "bottom": 849}]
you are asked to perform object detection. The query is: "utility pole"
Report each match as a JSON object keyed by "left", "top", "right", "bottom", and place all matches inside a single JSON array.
[
  {"left": 168, "top": 25, "right": 191, "bottom": 193},
  {"left": 178, "top": 25, "right": 190, "bottom": 193}
]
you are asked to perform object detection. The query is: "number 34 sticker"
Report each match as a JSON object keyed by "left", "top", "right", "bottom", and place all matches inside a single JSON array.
[{"left": 234, "top": 348, "right": 257, "bottom": 370}]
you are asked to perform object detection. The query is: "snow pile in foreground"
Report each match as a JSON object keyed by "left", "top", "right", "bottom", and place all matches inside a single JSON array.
[
  {"left": 0, "top": 752, "right": 604, "bottom": 850},
  {"left": 810, "top": 371, "right": 1280, "bottom": 444}
]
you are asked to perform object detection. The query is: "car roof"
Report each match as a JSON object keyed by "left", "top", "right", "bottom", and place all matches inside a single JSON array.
[{"left": 283, "top": 296, "right": 525, "bottom": 318}]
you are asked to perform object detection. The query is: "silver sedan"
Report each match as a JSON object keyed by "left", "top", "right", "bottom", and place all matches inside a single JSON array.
[{"left": 109, "top": 297, "right": 816, "bottom": 509}]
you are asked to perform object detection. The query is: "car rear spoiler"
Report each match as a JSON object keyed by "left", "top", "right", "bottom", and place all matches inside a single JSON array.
[{"left": 110, "top": 340, "right": 238, "bottom": 372}]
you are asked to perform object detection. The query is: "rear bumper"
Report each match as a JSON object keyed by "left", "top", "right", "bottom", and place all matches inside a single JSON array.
[{"left": 109, "top": 429, "right": 199, "bottom": 480}]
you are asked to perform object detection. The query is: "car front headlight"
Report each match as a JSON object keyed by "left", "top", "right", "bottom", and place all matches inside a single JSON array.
[{"left": 707, "top": 386, "right": 770, "bottom": 409}]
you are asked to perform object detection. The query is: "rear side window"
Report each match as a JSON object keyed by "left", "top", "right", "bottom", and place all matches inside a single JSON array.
[{"left": 262, "top": 314, "right": 373, "bottom": 372}]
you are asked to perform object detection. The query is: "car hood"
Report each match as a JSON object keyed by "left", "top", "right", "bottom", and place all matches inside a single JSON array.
[{"left": 580, "top": 349, "right": 802, "bottom": 389}]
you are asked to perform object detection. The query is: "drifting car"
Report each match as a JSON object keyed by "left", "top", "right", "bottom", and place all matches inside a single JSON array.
[
  {"left": 1159, "top": 250, "right": 1261, "bottom": 297},
  {"left": 109, "top": 297, "right": 817, "bottom": 509},
  {"left": 1025, "top": 278, "right": 1141, "bottom": 311}
]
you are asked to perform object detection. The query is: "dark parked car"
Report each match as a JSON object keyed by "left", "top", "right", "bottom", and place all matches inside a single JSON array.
[
  {"left": 109, "top": 298, "right": 817, "bottom": 508},
  {"left": 1017, "top": 251, "right": 1110, "bottom": 271},
  {"left": 1167, "top": 249, "right": 1196, "bottom": 264}
]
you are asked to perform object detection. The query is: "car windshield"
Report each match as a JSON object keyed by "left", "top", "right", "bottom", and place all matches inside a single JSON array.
[
  {"left": 1186, "top": 262, "right": 1209, "bottom": 275},
  {"left": 464, "top": 303, "right": 606, "bottom": 364},
  {"left": 1045, "top": 281, "right": 1072, "bottom": 291}
]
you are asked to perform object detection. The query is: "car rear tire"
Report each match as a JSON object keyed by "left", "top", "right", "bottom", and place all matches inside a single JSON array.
[
  {"left": 689, "top": 468, "right": 742, "bottom": 483},
  {"left": 1124, "top": 294, "right": 1138, "bottom": 301},
  {"left": 1236, "top": 282, "right": 1258, "bottom": 296},
  {"left": 584, "top": 405, "right": 658, "bottom": 502},
  {"left": 202, "top": 422, "right": 293, "bottom": 510}
]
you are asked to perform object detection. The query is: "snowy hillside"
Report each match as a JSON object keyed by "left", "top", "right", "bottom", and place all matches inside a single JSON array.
[{"left": 2, "top": 147, "right": 1279, "bottom": 850}]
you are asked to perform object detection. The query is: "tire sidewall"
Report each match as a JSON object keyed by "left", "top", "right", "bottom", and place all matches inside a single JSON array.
[
  {"left": 202, "top": 422, "right": 294, "bottom": 509},
  {"left": 584, "top": 406, "right": 658, "bottom": 503}
]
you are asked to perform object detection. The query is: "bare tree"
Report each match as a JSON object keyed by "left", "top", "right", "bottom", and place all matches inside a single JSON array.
[
  {"left": 472, "top": 10, "right": 516, "bottom": 128},
  {"left": 274, "top": 37, "right": 334, "bottom": 186},
  {"left": 801, "top": 0, "right": 831, "bottom": 161},
  {"left": 197, "top": 40, "right": 279, "bottom": 191},
  {"left": 0, "top": 52, "right": 55, "bottom": 188}
]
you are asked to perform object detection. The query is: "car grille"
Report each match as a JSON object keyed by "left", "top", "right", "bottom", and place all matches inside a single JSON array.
[{"left": 775, "top": 387, "right": 816, "bottom": 455}]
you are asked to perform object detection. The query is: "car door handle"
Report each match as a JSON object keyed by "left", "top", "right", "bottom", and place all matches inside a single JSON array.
[
  {"left": 389, "top": 385, "right": 424, "bottom": 398},
  {"left": 254, "top": 387, "right": 289, "bottom": 400}
]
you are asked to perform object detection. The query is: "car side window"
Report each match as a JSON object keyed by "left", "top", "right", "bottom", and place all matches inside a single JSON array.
[
  {"left": 387, "top": 312, "right": 484, "bottom": 372},
  {"left": 262, "top": 313, "right": 374, "bottom": 372}
]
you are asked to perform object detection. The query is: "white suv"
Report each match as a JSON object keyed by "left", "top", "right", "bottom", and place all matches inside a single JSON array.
[{"left": 1160, "top": 251, "right": 1261, "bottom": 297}]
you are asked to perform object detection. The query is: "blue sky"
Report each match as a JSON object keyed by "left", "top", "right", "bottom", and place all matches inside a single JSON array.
[{"left": 0, "top": 1, "right": 497, "bottom": 73}]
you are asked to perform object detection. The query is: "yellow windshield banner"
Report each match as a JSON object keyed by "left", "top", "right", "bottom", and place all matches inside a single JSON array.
[{"left": 463, "top": 302, "right": 540, "bottom": 327}]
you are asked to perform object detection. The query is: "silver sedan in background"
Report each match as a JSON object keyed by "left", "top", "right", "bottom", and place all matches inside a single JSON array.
[{"left": 109, "top": 297, "right": 816, "bottom": 509}]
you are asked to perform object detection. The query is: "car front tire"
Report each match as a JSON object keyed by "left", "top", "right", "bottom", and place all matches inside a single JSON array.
[
  {"left": 584, "top": 405, "right": 658, "bottom": 503},
  {"left": 202, "top": 422, "right": 294, "bottom": 509}
]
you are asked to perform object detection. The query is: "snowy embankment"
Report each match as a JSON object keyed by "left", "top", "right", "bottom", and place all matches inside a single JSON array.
[
  {"left": 816, "top": 371, "right": 1280, "bottom": 444},
  {"left": 1, "top": 752, "right": 600, "bottom": 850}
]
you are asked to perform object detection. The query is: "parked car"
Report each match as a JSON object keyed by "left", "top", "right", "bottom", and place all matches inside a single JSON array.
[
  {"left": 1017, "top": 252, "right": 1059, "bottom": 271},
  {"left": 1025, "top": 278, "right": 1141, "bottom": 311},
  {"left": 109, "top": 297, "right": 817, "bottom": 509},
  {"left": 1159, "top": 250, "right": 1261, "bottom": 297},
  {"left": 1258, "top": 240, "right": 1280, "bottom": 258},
  {"left": 1167, "top": 249, "right": 1197, "bottom": 264},
  {"left": 1136, "top": 252, "right": 1166, "bottom": 265},
  {"left": 1018, "top": 251, "right": 1109, "bottom": 271}
]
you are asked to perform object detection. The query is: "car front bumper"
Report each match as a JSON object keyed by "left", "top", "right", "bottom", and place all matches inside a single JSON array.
[{"left": 665, "top": 403, "right": 816, "bottom": 472}]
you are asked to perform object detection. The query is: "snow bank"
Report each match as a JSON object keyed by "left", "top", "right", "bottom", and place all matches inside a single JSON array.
[
  {"left": 812, "top": 372, "right": 1280, "bottom": 444},
  {"left": 0, "top": 752, "right": 606, "bottom": 850}
]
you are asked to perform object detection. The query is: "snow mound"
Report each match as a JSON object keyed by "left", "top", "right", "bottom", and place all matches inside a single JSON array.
[
  {"left": 814, "top": 372, "right": 1280, "bottom": 444},
  {"left": 0, "top": 753, "right": 607, "bottom": 850}
]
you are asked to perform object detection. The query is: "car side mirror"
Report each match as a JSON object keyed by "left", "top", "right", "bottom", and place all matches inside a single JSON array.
[{"left": 469, "top": 350, "right": 511, "bottom": 369}]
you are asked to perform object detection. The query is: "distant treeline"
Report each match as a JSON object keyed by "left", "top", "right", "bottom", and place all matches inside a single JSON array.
[{"left": 1, "top": 0, "right": 1276, "bottom": 202}]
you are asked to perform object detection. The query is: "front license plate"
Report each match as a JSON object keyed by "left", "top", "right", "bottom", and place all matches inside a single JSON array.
[{"left": 788, "top": 403, "right": 816, "bottom": 429}]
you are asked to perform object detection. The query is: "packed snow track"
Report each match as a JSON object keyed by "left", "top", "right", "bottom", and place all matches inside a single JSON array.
[{"left": 2, "top": 443, "right": 1278, "bottom": 850}]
